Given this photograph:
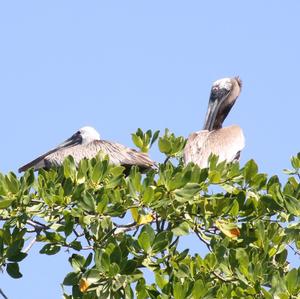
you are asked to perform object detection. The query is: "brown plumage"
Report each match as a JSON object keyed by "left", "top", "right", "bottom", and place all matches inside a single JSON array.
[
  {"left": 19, "top": 126, "right": 155, "bottom": 173},
  {"left": 184, "top": 77, "right": 245, "bottom": 168}
]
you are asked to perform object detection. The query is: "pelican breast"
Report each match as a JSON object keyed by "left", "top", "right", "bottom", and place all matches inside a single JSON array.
[{"left": 184, "top": 125, "right": 245, "bottom": 168}]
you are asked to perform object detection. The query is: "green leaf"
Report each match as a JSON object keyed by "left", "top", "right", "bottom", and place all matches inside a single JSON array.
[
  {"left": 208, "top": 170, "right": 221, "bottom": 183},
  {"left": 174, "top": 183, "right": 200, "bottom": 200},
  {"left": 69, "top": 241, "right": 82, "bottom": 251},
  {"left": 7, "top": 239, "right": 25, "bottom": 261},
  {"left": 152, "top": 231, "right": 171, "bottom": 253},
  {"left": 136, "top": 279, "right": 148, "bottom": 299},
  {"left": 84, "top": 269, "right": 102, "bottom": 284},
  {"left": 63, "top": 156, "right": 76, "bottom": 180},
  {"left": 7, "top": 262, "right": 22, "bottom": 279},
  {"left": 122, "top": 260, "right": 138, "bottom": 275},
  {"left": 173, "top": 282, "right": 186, "bottom": 299},
  {"left": 5, "top": 172, "right": 19, "bottom": 194},
  {"left": 285, "top": 268, "right": 299, "bottom": 294},
  {"left": 110, "top": 165, "right": 125, "bottom": 177},
  {"left": 39, "top": 244, "right": 61, "bottom": 255},
  {"left": 158, "top": 138, "right": 171, "bottom": 154},
  {"left": 97, "top": 196, "right": 108, "bottom": 214},
  {"left": 244, "top": 159, "right": 258, "bottom": 183},
  {"left": 138, "top": 231, "right": 151, "bottom": 252},
  {"left": 63, "top": 272, "right": 80, "bottom": 285},
  {"left": 79, "top": 191, "right": 96, "bottom": 212},
  {"left": 132, "top": 134, "right": 144, "bottom": 149},
  {"left": 70, "top": 254, "right": 86, "bottom": 272},
  {"left": 0, "top": 197, "right": 15, "bottom": 209},
  {"left": 155, "top": 272, "right": 168, "bottom": 290},
  {"left": 7, "top": 252, "right": 27, "bottom": 262},
  {"left": 172, "top": 222, "right": 190, "bottom": 236},
  {"left": 108, "top": 263, "right": 120, "bottom": 277},
  {"left": 192, "top": 280, "right": 207, "bottom": 298},
  {"left": 91, "top": 161, "right": 103, "bottom": 183},
  {"left": 84, "top": 253, "right": 93, "bottom": 268},
  {"left": 98, "top": 251, "right": 110, "bottom": 272},
  {"left": 142, "top": 186, "right": 154, "bottom": 204},
  {"left": 150, "top": 130, "right": 160, "bottom": 147},
  {"left": 284, "top": 194, "right": 300, "bottom": 216},
  {"left": 140, "top": 225, "right": 155, "bottom": 244},
  {"left": 291, "top": 156, "right": 300, "bottom": 169}
]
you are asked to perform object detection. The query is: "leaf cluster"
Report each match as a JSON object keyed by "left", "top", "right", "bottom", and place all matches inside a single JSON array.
[{"left": 1, "top": 130, "right": 300, "bottom": 298}]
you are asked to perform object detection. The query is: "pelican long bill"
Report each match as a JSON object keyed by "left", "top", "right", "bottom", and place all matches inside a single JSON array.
[{"left": 203, "top": 86, "right": 231, "bottom": 131}]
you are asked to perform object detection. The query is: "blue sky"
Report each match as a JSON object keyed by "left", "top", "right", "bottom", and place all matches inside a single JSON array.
[{"left": 1, "top": 1, "right": 300, "bottom": 297}]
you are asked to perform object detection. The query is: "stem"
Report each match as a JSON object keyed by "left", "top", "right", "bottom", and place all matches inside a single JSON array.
[
  {"left": 169, "top": 236, "right": 179, "bottom": 248},
  {"left": 288, "top": 244, "right": 300, "bottom": 256},
  {"left": 194, "top": 227, "right": 212, "bottom": 252},
  {"left": 212, "top": 270, "right": 235, "bottom": 283},
  {"left": 163, "top": 156, "right": 170, "bottom": 164},
  {"left": 0, "top": 289, "right": 8, "bottom": 299},
  {"left": 23, "top": 236, "right": 37, "bottom": 253}
]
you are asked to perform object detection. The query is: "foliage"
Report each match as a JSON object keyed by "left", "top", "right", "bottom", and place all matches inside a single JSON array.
[{"left": 1, "top": 129, "right": 300, "bottom": 298}]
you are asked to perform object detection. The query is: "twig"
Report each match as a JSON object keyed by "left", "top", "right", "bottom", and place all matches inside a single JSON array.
[
  {"left": 0, "top": 217, "right": 9, "bottom": 221},
  {"left": 194, "top": 228, "right": 212, "bottom": 252},
  {"left": 160, "top": 219, "right": 166, "bottom": 232},
  {"left": 113, "top": 219, "right": 156, "bottom": 235},
  {"left": 114, "top": 223, "right": 139, "bottom": 235},
  {"left": 163, "top": 156, "right": 170, "bottom": 164},
  {"left": 0, "top": 288, "right": 9, "bottom": 299},
  {"left": 169, "top": 236, "right": 179, "bottom": 248},
  {"left": 115, "top": 222, "right": 137, "bottom": 228},
  {"left": 155, "top": 213, "right": 160, "bottom": 232},
  {"left": 63, "top": 243, "right": 93, "bottom": 250},
  {"left": 211, "top": 270, "right": 235, "bottom": 283},
  {"left": 288, "top": 244, "right": 300, "bottom": 256},
  {"left": 23, "top": 236, "right": 37, "bottom": 253},
  {"left": 73, "top": 229, "right": 84, "bottom": 238},
  {"left": 26, "top": 220, "right": 48, "bottom": 232}
]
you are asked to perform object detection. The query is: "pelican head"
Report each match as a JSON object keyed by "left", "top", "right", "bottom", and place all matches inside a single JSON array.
[
  {"left": 203, "top": 77, "right": 242, "bottom": 131},
  {"left": 57, "top": 126, "right": 100, "bottom": 149},
  {"left": 78, "top": 126, "right": 101, "bottom": 144}
]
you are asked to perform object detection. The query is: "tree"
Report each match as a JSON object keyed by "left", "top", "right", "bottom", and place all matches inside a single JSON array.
[{"left": 1, "top": 129, "right": 300, "bottom": 298}]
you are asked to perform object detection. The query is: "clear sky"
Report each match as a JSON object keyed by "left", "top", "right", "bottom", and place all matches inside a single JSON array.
[{"left": 1, "top": 1, "right": 300, "bottom": 297}]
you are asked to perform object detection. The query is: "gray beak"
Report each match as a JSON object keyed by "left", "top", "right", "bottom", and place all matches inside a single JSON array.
[
  {"left": 56, "top": 132, "right": 82, "bottom": 149},
  {"left": 203, "top": 87, "right": 230, "bottom": 131}
]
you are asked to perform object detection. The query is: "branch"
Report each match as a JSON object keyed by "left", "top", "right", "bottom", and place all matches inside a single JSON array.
[
  {"left": 114, "top": 222, "right": 138, "bottom": 235},
  {"left": 288, "top": 244, "right": 300, "bottom": 256},
  {"left": 63, "top": 243, "right": 93, "bottom": 251},
  {"left": 23, "top": 236, "right": 37, "bottom": 253},
  {"left": 211, "top": 270, "right": 236, "bottom": 283},
  {"left": 0, "top": 288, "right": 9, "bottom": 299},
  {"left": 113, "top": 219, "right": 156, "bottom": 235},
  {"left": 169, "top": 236, "right": 179, "bottom": 248},
  {"left": 194, "top": 227, "right": 212, "bottom": 252},
  {"left": 0, "top": 217, "right": 9, "bottom": 221},
  {"left": 26, "top": 220, "right": 49, "bottom": 232},
  {"left": 163, "top": 156, "right": 170, "bottom": 164}
]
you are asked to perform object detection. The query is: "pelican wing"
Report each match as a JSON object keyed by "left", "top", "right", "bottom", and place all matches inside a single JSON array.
[
  {"left": 45, "top": 140, "right": 155, "bottom": 169},
  {"left": 18, "top": 147, "right": 65, "bottom": 172},
  {"left": 19, "top": 139, "right": 155, "bottom": 172},
  {"left": 184, "top": 125, "right": 245, "bottom": 168},
  {"left": 88, "top": 140, "right": 155, "bottom": 169}
]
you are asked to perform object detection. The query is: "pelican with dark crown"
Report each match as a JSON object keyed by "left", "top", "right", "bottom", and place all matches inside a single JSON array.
[
  {"left": 184, "top": 77, "right": 245, "bottom": 168},
  {"left": 19, "top": 126, "right": 155, "bottom": 172}
]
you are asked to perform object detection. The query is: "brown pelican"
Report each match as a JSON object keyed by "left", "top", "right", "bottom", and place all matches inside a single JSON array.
[
  {"left": 184, "top": 77, "right": 245, "bottom": 168},
  {"left": 19, "top": 126, "right": 155, "bottom": 172}
]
